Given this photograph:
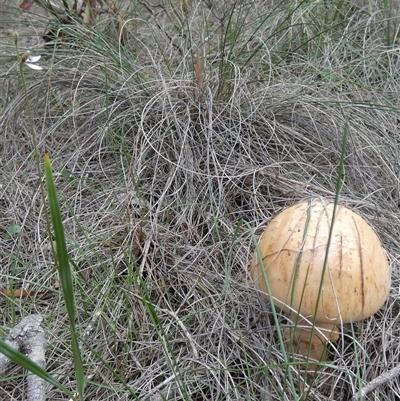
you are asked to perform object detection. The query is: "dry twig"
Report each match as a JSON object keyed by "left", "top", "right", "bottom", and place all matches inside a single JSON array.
[
  {"left": 0, "top": 315, "right": 46, "bottom": 401},
  {"left": 353, "top": 365, "right": 400, "bottom": 399}
]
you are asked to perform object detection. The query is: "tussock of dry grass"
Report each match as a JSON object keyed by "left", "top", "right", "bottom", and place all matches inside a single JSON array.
[{"left": 1, "top": 0, "right": 400, "bottom": 400}]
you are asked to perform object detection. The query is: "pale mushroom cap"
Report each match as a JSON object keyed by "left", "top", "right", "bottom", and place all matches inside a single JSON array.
[{"left": 250, "top": 199, "right": 390, "bottom": 324}]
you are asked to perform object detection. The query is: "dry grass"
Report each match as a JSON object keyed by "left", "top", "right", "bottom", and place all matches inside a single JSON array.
[{"left": 1, "top": 0, "right": 400, "bottom": 400}]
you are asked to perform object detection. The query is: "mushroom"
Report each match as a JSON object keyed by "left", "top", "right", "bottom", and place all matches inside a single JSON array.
[{"left": 249, "top": 199, "right": 390, "bottom": 366}]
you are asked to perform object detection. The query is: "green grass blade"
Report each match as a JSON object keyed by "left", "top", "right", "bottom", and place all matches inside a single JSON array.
[
  {"left": 246, "top": 222, "right": 299, "bottom": 398},
  {"left": 0, "top": 339, "right": 75, "bottom": 399},
  {"left": 44, "top": 151, "right": 85, "bottom": 400}
]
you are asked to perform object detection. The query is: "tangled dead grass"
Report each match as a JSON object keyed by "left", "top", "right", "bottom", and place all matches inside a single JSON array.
[{"left": 1, "top": 0, "right": 400, "bottom": 400}]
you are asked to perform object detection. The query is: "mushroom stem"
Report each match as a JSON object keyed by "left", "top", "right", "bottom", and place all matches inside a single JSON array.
[{"left": 284, "top": 317, "right": 339, "bottom": 369}]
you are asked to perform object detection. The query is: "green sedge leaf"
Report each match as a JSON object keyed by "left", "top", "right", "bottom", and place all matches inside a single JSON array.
[{"left": 44, "top": 151, "right": 85, "bottom": 400}]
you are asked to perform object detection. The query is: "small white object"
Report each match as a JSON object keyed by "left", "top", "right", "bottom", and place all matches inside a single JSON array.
[{"left": 25, "top": 54, "right": 43, "bottom": 70}]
